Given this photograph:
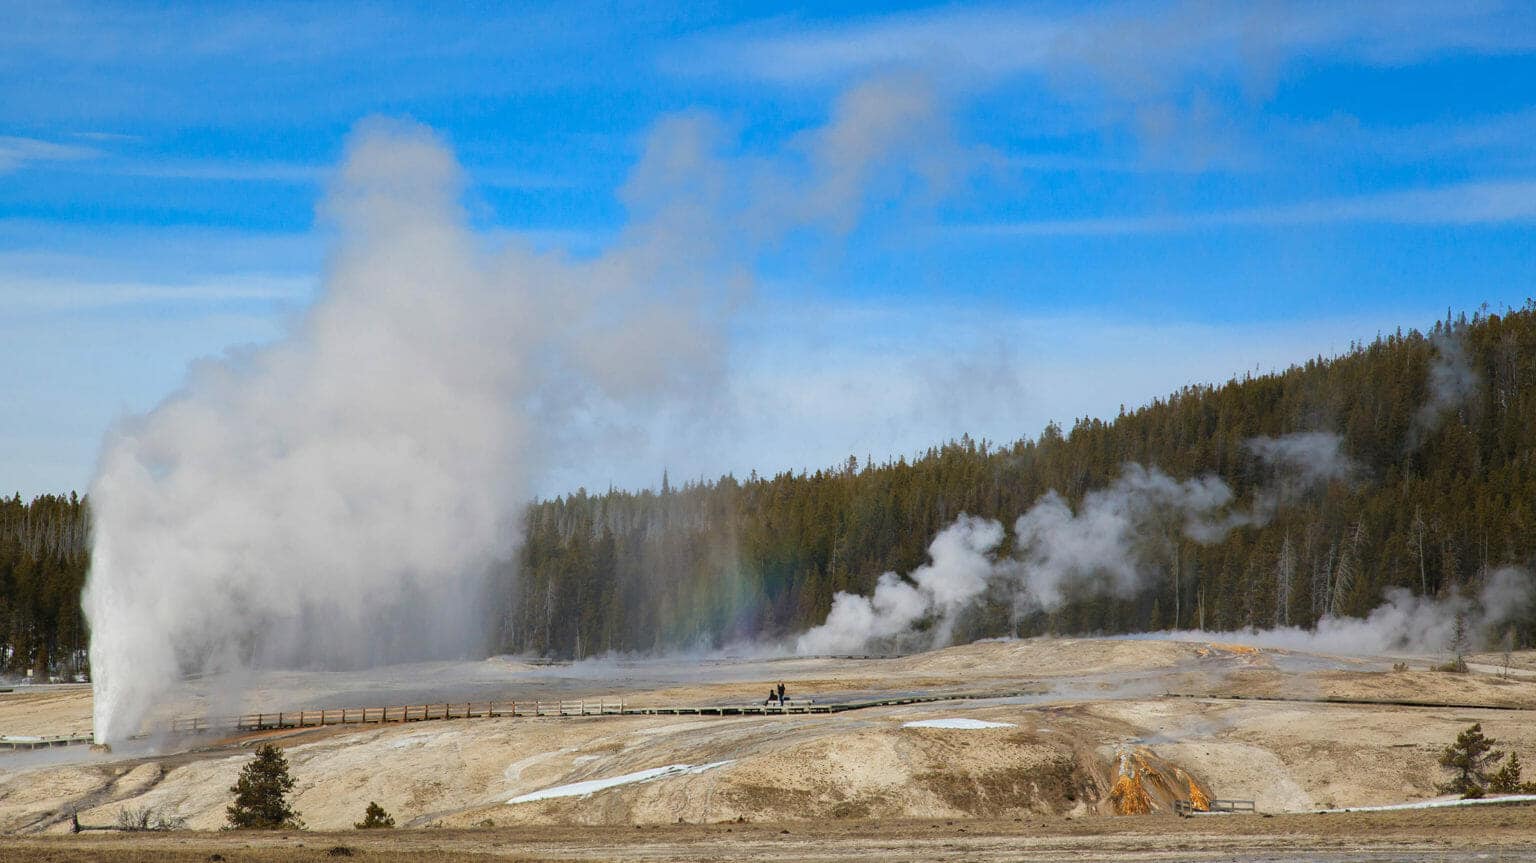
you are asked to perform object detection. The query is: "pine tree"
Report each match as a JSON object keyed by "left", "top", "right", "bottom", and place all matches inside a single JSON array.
[
  {"left": 1442, "top": 610, "right": 1471, "bottom": 673},
  {"left": 1273, "top": 533, "right": 1295, "bottom": 627},
  {"left": 1329, "top": 522, "right": 1363, "bottom": 618},
  {"left": 1501, "top": 625, "right": 1516, "bottom": 679},
  {"left": 1437, "top": 723, "right": 1502, "bottom": 798},
  {"left": 354, "top": 801, "right": 395, "bottom": 829},
  {"left": 226, "top": 744, "right": 302, "bottom": 829},
  {"left": 1488, "top": 752, "right": 1528, "bottom": 794}
]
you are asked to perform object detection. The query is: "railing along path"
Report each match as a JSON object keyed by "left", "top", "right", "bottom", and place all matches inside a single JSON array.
[
  {"left": 169, "top": 699, "right": 626, "bottom": 734},
  {"left": 1174, "top": 798, "right": 1257, "bottom": 815},
  {"left": 165, "top": 691, "right": 1024, "bottom": 736},
  {"left": 0, "top": 733, "right": 95, "bottom": 751}
]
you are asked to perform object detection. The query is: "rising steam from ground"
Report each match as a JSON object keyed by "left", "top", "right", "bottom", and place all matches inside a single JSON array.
[
  {"left": 797, "top": 515, "right": 1005, "bottom": 655},
  {"left": 84, "top": 78, "right": 962, "bottom": 743},
  {"left": 797, "top": 432, "right": 1356, "bottom": 654},
  {"left": 1131, "top": 566, "right": 1533, "bottom": 656},
  {"left": 796, "top": 426, "right": 1535, "bottom": 658},
  {"left": 1409, "top": 327, "right": 1480, "bottom": 449}
]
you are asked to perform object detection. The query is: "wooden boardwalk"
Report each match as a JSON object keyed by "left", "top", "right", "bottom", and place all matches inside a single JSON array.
[
  {"left": 1175, "top": 798, "right": 1257, "bottom": 815},
  {"left": 0, "top": 733, "right": 95, "bottom": 751},
  {"left": 0, "top": 691, "right": 1031, "bottom": 753},
  {"left": 1165, "top": 692, "right": 1536, "bottom": 712},
  {"left": 169, "top": 699, "right": 628, "bottom": 734},
  {"left": 165, "top": 691, "right": 1025, "bottom": 736}
]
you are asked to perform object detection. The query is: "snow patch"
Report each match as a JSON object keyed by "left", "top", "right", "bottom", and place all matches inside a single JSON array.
[
  {"left": 507, "top": 760, "right": 735, "bottom": 804},
  {"left": 901, "top": 718, "right": 1017, "bottom": 730},
  {"left": 1316, "top": 794, "right": 1536, "bottom": 813}
]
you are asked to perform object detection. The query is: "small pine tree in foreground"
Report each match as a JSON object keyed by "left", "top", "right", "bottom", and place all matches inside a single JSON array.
[
  {"left": 226, "top": 743, "right": 303, "bottom": 829},
  {"left": 1438, "top": 723, "right": 1501, "bottom": 798},
  {"left": 355, "top": 801, "right": 395, "bottom": 829},
  {"left": 1488, "top": 752, "right": 1536, "bottom": 794}
]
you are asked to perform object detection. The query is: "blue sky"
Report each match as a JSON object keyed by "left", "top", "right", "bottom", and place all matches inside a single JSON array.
[{"left": 4, "top": 0, "right": 1536, "bottom": 498}]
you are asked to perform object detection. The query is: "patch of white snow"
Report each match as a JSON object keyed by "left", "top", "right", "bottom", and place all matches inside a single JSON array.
[
  {"left": 507, "top": 760, "right": 735, "bottom": 804},
  {"left": 901, "top": 718, "right": 1017, "bottom": 730},
  {"left": 1317, "top": 794, "right": 1536, "bottom": 814}
]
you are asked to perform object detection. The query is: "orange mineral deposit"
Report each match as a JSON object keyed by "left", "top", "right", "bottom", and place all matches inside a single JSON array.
[{"left": 1188, "top": 778, "right": 1211, "bottom": 812}]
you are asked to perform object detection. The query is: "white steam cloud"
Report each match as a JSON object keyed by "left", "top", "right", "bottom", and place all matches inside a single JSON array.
[
  {"left": 797, "top": 426, "right": 1534, "bottom": 658},
  {"left": 796, "top": 334, "right": 1525, "bottom": 660},
  {"left": 1409, "top": 328, "right": 1480, "bottom": 448},
  {"left": 84, "top": 78, "right": 964, "bottom": 743},
  {"left": 1141, "top": 566, "right": 1533, "bottom": 656},
  {"left": 795, "top": 432, "right": 1365, "bottom": 655},
  {"left": 796, "top": 515, "right": 1004, "bottom": 655},
  {"left": 1245, "top": 431, "right": 1355, "bottom": 519}
]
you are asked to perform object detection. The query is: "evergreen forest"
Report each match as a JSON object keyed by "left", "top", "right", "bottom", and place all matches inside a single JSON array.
[
  {"left": 0, "top": 493, "right": 89, "bottom": 676},
  {"left": 507, "top": 307, "right": 1536, "bottom": 656},
  {"left": 8, "top": 306, "right": 1536, "bottom": 673}
]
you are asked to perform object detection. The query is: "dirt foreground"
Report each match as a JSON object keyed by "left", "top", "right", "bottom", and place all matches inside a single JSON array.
[
  {"left": 3, "top": 637, "right": 1536, "bottom": 860},
  {"left": 5, "top": 808, "right": 1536, "bottom": 862}
]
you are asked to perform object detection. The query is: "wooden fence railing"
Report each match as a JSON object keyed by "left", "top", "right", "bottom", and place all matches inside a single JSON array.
[
  {"left": 160, "top": 690, "right": 1040, "bottom": 737},
  {"left": 168, "top": 699, "right": 626, "bottom": 734},
  {"left": 0, "top": 733, "right": 95, "bottom": 751},
  {"left": 1174, "top": 798, "right": 1257, "bottom": 815}
]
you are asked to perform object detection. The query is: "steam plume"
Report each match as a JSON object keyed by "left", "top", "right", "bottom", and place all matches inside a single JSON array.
[
  {"left": 1409, "top": 327, "right": 1479, "bottom": 448},
  {"left": 795, "top": 515, "right": 1003, "bottom": 654},
  {"left": 794, "top": 432, "right": 1355, "bottom": 654},
  {"left": 1245, "top": 431, "right": 1355, "bottom": 519},
  {"left": 794, "top": 425, "right": 1536, "bottom": 659},
  {"left": 85, "top": 78, "right": 961, "bottom": 743},
  {"left": 1141, "top": 566, "right": 1533, "bottom": 655}
]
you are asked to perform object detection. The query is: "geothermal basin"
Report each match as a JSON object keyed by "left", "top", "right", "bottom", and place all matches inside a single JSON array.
[{"left": 3, "top": 637, "right": 1536, "bottom": 860}]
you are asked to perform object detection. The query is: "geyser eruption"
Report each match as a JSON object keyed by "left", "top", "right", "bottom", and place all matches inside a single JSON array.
[
  {"left": 82, "top": 122, "right": 722, "bottom": 742},
  {"left": 84, "top": 78, "right": 960, "bottom": 742},
  {"left": 83, "top": 124, "right": 538, "bottom": 742}
]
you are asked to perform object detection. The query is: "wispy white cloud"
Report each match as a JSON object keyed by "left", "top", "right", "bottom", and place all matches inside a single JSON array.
[
  {"left": 0, "top": 135, "right": 99, "bottom": 173},
  {"left": 0, "top": 222, "right": 321, "bottom": 280},
  {"left": 551, "top": 299, "right": 1433, "bottom": 496},
  {"left": 677, "top": 1, "right": 1536, "bottom": 174},
  {"left": 1282, "top": 108, "right": 1536, "bottom": 170},
  {"left": 69, "top": 131, "right": 143, "bottom": 143},
  {"left": 0, "top": 274, "right": 314, "bottom": 312},
  {"left": 960, "top": 179, "right": 1536, "bottom": 236},
  {"left": 18, "top": 152, "right": 574, "bottom": 190},
  {"left": 0, "top": 3, "right": 668, "bottom": 124},
  {"left": 693, "top": 1, "right": 1536, "bottom": 88},
  {"left": 100, "top": 159, "right": 326, "bottom": 184}
]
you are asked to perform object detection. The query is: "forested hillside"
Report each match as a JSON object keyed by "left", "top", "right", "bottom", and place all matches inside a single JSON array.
[
  {"left": 11, "top": 307, "right": 1536, "bottom": 672},
  {"left": 0, "top": 493, "right": 89, "bottom": 677},
  {"left": 507, "top": 306, "right": 1536, "bottom": 657}
]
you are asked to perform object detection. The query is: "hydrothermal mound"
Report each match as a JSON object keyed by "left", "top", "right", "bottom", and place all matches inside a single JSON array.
[{"left": 3, "top": 638, "right": 1536, "bottom": 835}]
